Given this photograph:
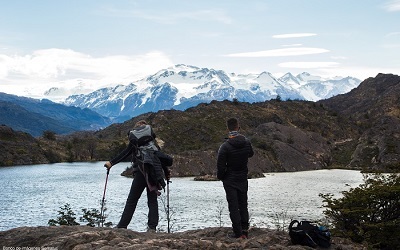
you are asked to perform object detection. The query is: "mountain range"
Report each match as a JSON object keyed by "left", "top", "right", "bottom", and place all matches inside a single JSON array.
[
  {"left": 63, "top": 64, "right": 361, "bottom": 122},
  {"left": 1, "top": 73, "right": 399, "bottom": 173},
  {"left": 1, "top": 64, "right": 361, "bottom": 136}
]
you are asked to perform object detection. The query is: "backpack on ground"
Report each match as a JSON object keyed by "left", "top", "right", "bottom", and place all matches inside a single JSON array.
[{"left": 288, "top": 220, "right": 331, "bottom": 248}]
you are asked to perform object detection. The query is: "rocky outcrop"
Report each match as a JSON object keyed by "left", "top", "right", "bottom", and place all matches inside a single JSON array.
[
  {"left": 0, "top": 125, "right": 49, "bottom": 166},
  {"left": 320, "top": 73, "right": 400, "bottom": 171},
  {"left": 347, "top": 116, "right": 400, "bottom": 171},
  {"left": 253, "top": 122, "right": 331, "bottom": 172},
  {"left": 0, "top": 226, "right": 365, "bottom": 250}
]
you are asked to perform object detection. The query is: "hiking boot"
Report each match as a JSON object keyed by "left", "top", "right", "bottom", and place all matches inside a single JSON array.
[
  {"left": 227, "top": 232, "right": 247, "bottom": 239},
  {"left": 242, "top": 230, "right": 248, "bottom": 238},
  {"left": 227, "top": 233, "right": 237, "bottom": 239},
  {"left": 239, "top": 234, "right": 247, "bottom": 240}
]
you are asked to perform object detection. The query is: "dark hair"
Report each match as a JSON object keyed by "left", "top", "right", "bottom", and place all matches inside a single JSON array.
[
  {"left": 226, "top": 117, "right": 239, "bottom": 131},
  {"left": 135, "top": 120, "right": 147, "bottom": 127}
]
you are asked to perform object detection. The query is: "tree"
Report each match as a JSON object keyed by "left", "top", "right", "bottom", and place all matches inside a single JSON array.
[
  {"left": 48, "top": 203, "right": 112, "bottom": 227},
  {"left": 43, "top": 130, "right": 56, "bottom": 141},
  {"left": 48, "top": 203, "right": 79, "bottom": 226},
  {"left": 86, "top": 136, "right": 98, "bottom": 160},
  {"left": 320, "top": 173, "right": 400, "bottom": 249}
]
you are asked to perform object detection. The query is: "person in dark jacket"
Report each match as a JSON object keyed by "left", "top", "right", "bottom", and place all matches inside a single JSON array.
[
  {"left": 104, "top": 120, "right": 172, "bottom": 232},
  {"left": 217, "top": 117, "right": 254, "bottom": 239}
]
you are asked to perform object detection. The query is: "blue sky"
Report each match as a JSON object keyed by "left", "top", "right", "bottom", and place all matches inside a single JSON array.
[{"left": 0, "top": 0, "right": 399, "bottom": 100}]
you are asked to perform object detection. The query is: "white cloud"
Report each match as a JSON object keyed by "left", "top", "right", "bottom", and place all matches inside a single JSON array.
[
  {"left": 225, "top": 47, "right": 329, "bottom": 57},
  {"left": 0, "top": 49, "right": 173, "bottom": 100},
  {"left": 279, "top": 61, "right": 340, "bottom": 69},
  {"left": 99, "top": 6, "right": 232, "bottom": 24},
  {"left": 282, "top": 44, "right": 303, "bottom": 47},
  {"left": 272, "top": 33, "right": 317, "bottom": 39},
  {"left": 386, "top": 32, "right": 400, "bottom": 37},
  {"left": 383, "top": 0, "right": 400, "bottom": 11}
]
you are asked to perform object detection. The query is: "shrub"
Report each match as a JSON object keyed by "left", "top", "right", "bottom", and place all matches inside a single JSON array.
[
  {"left": 320, "top": 174, "right": 400, "bottom": 249},
  {"left": 48, "top": 203, "right": 79, "bottom": 226},
  {"left": 80, "top": 208, "right": 112, "bottom": 227},
  {"left": 43, "top": 130, "right": 56, "bottom": 141},
  {"left": 48, "top": 203, "right": 112, "bottom": 227}
]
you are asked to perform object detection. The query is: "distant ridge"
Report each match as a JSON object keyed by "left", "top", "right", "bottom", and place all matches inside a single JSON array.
[{"left": 0, "top": 92, "right": 111, "bottom": 136}]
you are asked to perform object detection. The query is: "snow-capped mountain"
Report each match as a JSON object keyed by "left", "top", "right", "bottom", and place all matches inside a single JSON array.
[{"left": 63, "top": 64, "right": 361, "bottom": 122}]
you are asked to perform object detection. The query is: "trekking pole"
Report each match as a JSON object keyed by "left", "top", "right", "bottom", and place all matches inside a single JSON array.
[
  {"left": 167, "top": 179, "right": 171, "bottom": 233},
  {"left": 100, "top": 168, "right": 110, "bottom": 227}
]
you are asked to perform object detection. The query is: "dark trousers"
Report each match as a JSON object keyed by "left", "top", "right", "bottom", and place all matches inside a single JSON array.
[
  {"left": 117, "top": 168, "right": 158, "bottom": 229},
  {"left": 223, "top": 180, "right": 249, "bottom": 237}
]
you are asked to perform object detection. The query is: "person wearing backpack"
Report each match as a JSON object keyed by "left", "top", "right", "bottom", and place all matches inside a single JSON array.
[
  {"left": 217, "top": 117, "right": 254, "bottom": 239},
  {"left": 104, "top": 120, "right": 172, "bottom": 232}
]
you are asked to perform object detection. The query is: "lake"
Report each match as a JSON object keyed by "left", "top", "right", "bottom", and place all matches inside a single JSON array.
[{"left": 0, "top": 162, "right": 364, "bottom": 232}]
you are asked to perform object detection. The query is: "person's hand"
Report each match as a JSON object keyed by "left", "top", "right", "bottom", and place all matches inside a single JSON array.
[
  {"left": 104, "top": 161, "right": 112, "bottom": 169},
  {"left": 165, "top": 169, "right": 171, "bottom": 181}
]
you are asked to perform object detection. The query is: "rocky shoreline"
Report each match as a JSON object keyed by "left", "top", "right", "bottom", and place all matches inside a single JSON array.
[{"left": 0, "top": 226, "right": 366, "bottom": 250}]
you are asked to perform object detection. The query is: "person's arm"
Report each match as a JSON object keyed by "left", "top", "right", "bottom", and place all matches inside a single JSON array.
[
  {"left": 216, "top": 143, "right": 228, "bottom": 180},
  {"left": 104, "top": 141, "right": 136, "bottom": 169},
  {"left": 247, "top": 140, "right": 254, "bottom": 158},
  {"left": 151, "top": 126, "right": 157, "bottom": 139},
  {"left": 155, "top": 151, "right": 173, "bottom": 180}
]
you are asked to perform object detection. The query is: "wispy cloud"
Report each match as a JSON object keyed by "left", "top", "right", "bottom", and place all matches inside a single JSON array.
[
  {"left": 382, "top": 31, "right": 400, "bottom": 48},
  {"left": 98, "top": 6, "right": 232, "bottom": 24},
  {"left": 272, "top": 33, "right": 317, "bottom": 39},
  {"left": 386, "top": 32, "right": 400, "bottom": 37},
  {"left": 225, "top": 47, "right": 329, "bottom": 57},
  {"left": 279, "top": 61, "right": 339, "bottom": 69},
  {"left": 383, "top": 0, "right": 400, "bottom": 11},
  {"left": 281, "top": 44, "right": 303, "bottom": 47}
]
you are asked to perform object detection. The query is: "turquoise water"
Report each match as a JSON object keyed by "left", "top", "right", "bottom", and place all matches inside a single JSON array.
[{"left": 0, "top": 162, "right": 364, "bottom": 232}]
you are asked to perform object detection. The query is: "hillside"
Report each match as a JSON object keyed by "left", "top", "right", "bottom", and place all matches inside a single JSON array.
[
  {"left": 0, "top": 74, "right": 399, "bottom": 174},
  {"left": 0, "top": 92, "right": 111, "bottom": 136},
  {"left": 0, "top": 101, "right": 77, "bottom": 136},
  {"left": 319, "top": 73, "right": 400, "bottom": 171},
  {"left": 94, "top": 99, "right": 356, "bottom": 176},
  {"left": 0, "top": 125, "right": 48, "bottom": 166}
]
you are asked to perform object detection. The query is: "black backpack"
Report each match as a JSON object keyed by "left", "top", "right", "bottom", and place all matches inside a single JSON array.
[{"left": 288, "top": 220, "right": 331, "bottom": 248}]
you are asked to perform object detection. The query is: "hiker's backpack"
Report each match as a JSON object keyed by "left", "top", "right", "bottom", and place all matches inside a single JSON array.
[
  {"left": 128, "top": 125, "right": 156, "bottom": 148},
  {"left": 288, "top": 220, "right": 331, "bottom": 248}
]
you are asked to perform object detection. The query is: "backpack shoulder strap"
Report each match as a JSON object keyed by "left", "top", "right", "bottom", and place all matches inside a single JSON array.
[{"left": 289, "top": 220, "right": 299, "bottom": 231}]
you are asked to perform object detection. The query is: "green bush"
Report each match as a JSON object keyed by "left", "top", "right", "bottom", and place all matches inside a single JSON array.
[
  {"left": 48, "top": 203, "right": 112, "bottom": 227},
  {"left": 320, "top": 174, "right": 400, "bottom": 249},
  {"left": 80, "top": 208, "right": 112, "bottom": 227},
  {"left": 48, "top": 203, "right": 79, "bottom": 226}
]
